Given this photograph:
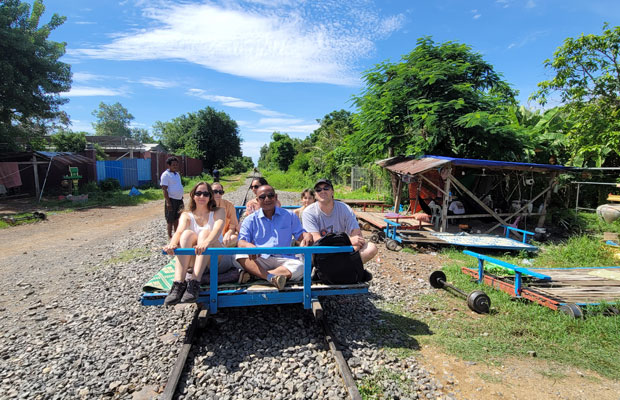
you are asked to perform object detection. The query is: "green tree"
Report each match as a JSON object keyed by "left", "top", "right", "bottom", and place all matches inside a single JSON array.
[
  {"left": 258, "top": 132, "right": 297, "bottom": 171},
  {"left": 0, "top": 0, "right": 71, "bottom": 150},
  {"left": 50, "top": 130, "right": 86, "bottom": 152},
  {"left": 155, "top": 107, "right": 242, "bottom": 171},
  {"left": 532, "top": 24, "right": 620, "bottom": 167},
  {"left": 131, "top": 127, "right": 155, "bottom": 143},
  {"left": 92, "top": 102, "right": 134, "bottom": 137},
  {"left": 302, "top": 110, "right": 360, "bottom": 181},
  {"left": 353, "top": 37, "right": 523, "bottom": 162}
]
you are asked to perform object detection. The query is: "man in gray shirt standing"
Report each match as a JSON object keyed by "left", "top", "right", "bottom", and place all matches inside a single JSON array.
[{"left": 302, "top": 179, "right": 378, "bottom": 264}]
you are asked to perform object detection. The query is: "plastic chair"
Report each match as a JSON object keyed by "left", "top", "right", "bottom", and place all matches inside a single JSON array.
[
  {"left": 430, "top": 204, "right": 442, "bottom": 229},
  {"left": 504, "top": 216, "right": 521, "bottom": 236}
]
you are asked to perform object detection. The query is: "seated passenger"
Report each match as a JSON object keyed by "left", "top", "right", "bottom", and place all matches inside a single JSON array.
[
  {"left": 237, "top": 185, "right": 313, "bottom": 290},
  {"left": 162, "top": 182, "right": 242, "bottom": 306},
  {"left": 244, "top": 177, "right": 281, "bottom": 216},
  {"left": 294, "top": 188, "right": 315, "bottom": 221},
  {"left": 211, "top": 181, "right": 239, "bottom": 246},
  {"left": 302, "top": 179, "right": 378, "bottom": 264}
]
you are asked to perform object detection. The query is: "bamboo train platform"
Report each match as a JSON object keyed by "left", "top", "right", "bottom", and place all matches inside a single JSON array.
[{"left": 526, "top": 267, "right": 620, "bottom": 304}]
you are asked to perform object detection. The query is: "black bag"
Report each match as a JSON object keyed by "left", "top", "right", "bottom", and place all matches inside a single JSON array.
[{"left": 312, "top": 232, "right": 371, "bottom": 284}]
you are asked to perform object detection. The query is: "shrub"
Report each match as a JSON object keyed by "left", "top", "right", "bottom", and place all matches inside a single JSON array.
[
  {"left": 99, "top": 178, "right": 121, "bottom": 192},
  {"left": 80, "top": 181, "right": 100, "bottom": 194}
]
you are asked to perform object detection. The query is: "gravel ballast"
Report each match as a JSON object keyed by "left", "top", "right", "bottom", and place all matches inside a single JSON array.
[{"left": 0, "top": 179, "right": 451, "bottom": 400}]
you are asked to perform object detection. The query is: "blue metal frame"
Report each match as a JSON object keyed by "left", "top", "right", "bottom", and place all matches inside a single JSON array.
[
  {"left": 234, "top": 205, "right": 300, "bottom": 220},
  {"left": 383, "top": 219, "right": 402, "bottom": 243},
  {"left": 141, "top": 245, "right": 368, "bottom": 313},
  {"left": 384, "top": 218, "right": 536, "bottom": 250},
  {"left": 504, "top": 226, "right": 535, "bottom": 244},
  {"left": 463, "top": 250, "right": 551, "bottom": 296}
]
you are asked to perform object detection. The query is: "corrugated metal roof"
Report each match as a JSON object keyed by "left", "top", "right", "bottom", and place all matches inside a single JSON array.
[
  {"left": 377, "top": 155, "right": 572, "bottom": 175},
  {"left": 36, "top": 151, "right": 94, "bottom": 165},
  {"left": 377, "top": 156, "right": 450, "bottom": 176}
]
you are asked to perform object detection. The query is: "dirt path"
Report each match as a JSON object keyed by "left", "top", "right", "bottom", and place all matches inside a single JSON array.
[{"left": 0, "top": 200, "right": 163, "bottom": 258}]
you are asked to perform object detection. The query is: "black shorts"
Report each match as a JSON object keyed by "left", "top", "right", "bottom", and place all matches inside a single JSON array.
[{"left": 165, "top": 198, "right": 184, "bottom": 223}]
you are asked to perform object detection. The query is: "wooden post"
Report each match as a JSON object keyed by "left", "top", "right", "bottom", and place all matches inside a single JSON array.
[
  {"left": 32, "top": 154, "right": 40, "bottom": 199},
  {"left": 440, "top": 167, "right": 451, "bottom": 232},
  {"left": 393, "top": 175, "right": 402, "bottom": 213},
  {"left": 537, "top": 172, "right": 557, "bottom": 227}
]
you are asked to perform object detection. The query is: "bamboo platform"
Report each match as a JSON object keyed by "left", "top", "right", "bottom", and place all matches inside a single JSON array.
[
  {"left": 354, "top": 210, "right": 434, "bottom": 231},
  {"left": 527, "top": 267, "right": 620, "bottom": 304}
]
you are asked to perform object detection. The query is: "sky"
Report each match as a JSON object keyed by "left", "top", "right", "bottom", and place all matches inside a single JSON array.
[{"left": 39, "top": 0, "right": 620, "bottom": 163}]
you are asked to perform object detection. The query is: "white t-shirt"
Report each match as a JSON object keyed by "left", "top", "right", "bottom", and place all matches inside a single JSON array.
[
  {"left": 302, "top": 201, "right": 359, "bottom": 237},
  {"left": 448, "top": 201, "right": 465, "bottom": 215},
  {"left": 160, "top": 169, "right": 184, "bottom": 200}
]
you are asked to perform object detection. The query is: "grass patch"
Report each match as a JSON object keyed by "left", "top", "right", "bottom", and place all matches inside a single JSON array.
[
  {"left": 369, "top": 235, "right": 620, "bottom": 379},
  {"left": 408, "top": 243, "right": 620, "bottom": 379},
  {"left": 261, "top": 169, "right": 391, "bottom": 201},
  {"left": 477, "top": 372, "right": 503, "bottom": 384},
  {"left": 107, "top": 248, "right": 151, "bottom": 265}
]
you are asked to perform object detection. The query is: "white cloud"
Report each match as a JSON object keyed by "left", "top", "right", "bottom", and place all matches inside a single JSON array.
[
  {"left": 187, "top": 89, "right": 287, "bottom": 117},
  {"left": 70, "top": 1, "right": 404, "bottom": 85},
  {"left": 72, "top": 72, "right": 104, "bottom": 82},
  {"left": 138, "top": 78, "right": 177, "bottom": 89},
  {"left": 64, "top": 86, "right": 127, "bottom": 97},
  {"left": 507, "top": 30, "right": 548, "bottom": 50},
  {"left": 68, "top": 119, "right": 94, "bottom": 133},
  {"left": 526, "top": 0, "right": 536, "bottom": 8}
]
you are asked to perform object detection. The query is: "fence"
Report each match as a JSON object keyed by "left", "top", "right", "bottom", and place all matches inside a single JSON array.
[
  {"left": 96, "top": 159, "right": 151, "bottom": 188},
  {"left": 350, "top": 166, "right": 384, "bottom": 192}
]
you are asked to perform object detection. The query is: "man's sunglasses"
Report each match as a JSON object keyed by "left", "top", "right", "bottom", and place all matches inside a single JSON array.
[
  {"left": 258, "top": 193, "right": 276, "bottom": 200},
  {"left": 194, "top": 191, "right": 210, "bottom": 197},
  {"left": 250, "top": 185, "right": 260, "bottom": 189},
  {"left": 315, "top": 186, "right": 332, "bottom": 193},
  {"left": 213, "top": 190, "right": 225, "bottom": 195}
]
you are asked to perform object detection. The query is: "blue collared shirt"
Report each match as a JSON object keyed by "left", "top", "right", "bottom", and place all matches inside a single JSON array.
[{"left": 239, "top": 206, "right": 306, "bottom": 259}]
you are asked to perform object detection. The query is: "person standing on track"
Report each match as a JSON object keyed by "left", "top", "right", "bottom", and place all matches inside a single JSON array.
[
  {"left": 160, "top": 157, "right": 184, "bottom": 239},
  {"left": 237, "top": 185, "right": 313, "bottom": 290}
]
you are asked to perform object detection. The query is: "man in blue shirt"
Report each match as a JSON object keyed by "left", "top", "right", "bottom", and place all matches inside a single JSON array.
[{"left": 237, "top": 185, "right": 313, "bottom": 290}]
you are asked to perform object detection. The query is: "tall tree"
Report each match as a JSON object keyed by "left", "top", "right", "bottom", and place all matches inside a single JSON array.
[
  {"left": 131, "top": 127, "right": 155, "bottom": 143},
  {"left": 92, "top": 102, "right": 134, "bottom": 137},
  {"left": 155, "top": 107, "right": 242, "bottom": 171},
  {"left": 532, "top": 24, "right": 620, "bottom": 167},
  {"left": 50, "top": 130, "right": 86, "bottom": 152},
  {"left": 352, "top": 37, "right": 523, "bottom": 162},
  {"left": 0, "top": 0, "right": 71, "bottom": 150}
]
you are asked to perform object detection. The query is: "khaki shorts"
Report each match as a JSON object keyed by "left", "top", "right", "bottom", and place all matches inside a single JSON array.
[{"left": 235, "top": 255, "right": 304, "bottom": 281}]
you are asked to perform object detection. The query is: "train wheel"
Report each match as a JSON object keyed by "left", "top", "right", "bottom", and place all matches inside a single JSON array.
[
  {"left": 385, "top": 239, "right": 400, "bottom": 251},
  {"left": 429, "top": 271, "right": 446, "bottom": 289},
  {"left": 558, "top": 303, "right": 584, "bottom": 319},
  {"left": 467, "top": 290, "right": 491, "bottom": 314}
]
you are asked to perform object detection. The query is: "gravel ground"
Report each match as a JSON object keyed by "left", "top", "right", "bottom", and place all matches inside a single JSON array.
[{"left": 0, "top": 179, "right": 450, "bottom": 400}]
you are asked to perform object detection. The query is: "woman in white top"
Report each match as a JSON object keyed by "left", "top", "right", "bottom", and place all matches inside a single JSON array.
[{"left": 163, "top": 182, "right": 225, "bottom": 305}]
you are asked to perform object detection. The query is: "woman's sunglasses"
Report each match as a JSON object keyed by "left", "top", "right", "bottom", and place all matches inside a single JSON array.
[
  {"left": 250, "top": 185, "right": 260, "bottom": 189},
  {"left": 315, "top": 186, "right": 332, "bottom": 193},
  {"left": 194, "top": 191, "right": 210, "bottom": 197},
  {"left": 213, "top": 190, "right": 225, "bottom": 195}
]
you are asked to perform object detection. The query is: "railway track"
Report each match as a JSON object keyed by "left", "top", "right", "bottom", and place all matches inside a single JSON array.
[{"left": 161, "top": 301, "right": 362, "bottom": 400}]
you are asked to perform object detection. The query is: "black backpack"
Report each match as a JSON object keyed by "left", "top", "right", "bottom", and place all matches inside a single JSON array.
[{"left": 312, "top": 232, "right": 371, "bottom": 284}]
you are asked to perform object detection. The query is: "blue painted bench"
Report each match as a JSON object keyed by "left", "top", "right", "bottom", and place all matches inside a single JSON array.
[{"left": 141, "top": 245, "right": 369, "bottom": 314}]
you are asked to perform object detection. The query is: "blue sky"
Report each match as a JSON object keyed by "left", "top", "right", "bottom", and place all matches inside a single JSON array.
[{"left": 40, "top": 0, "right": 619, "bottom": 163}]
